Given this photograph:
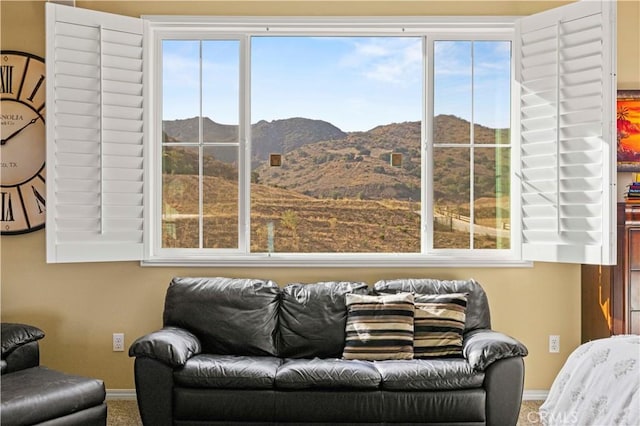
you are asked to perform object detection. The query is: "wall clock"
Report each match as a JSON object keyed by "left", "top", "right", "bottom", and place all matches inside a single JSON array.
[{"left": 0, "top": 51, "right": 46, "bottom": 235}]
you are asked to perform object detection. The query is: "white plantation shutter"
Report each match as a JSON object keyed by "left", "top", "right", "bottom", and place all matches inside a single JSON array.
[
  {"left": 517, "top": 0, "right": 616, "bottom": 265},
  {"left": 46, "top": 3, "right": 144, "bottom": 262}
]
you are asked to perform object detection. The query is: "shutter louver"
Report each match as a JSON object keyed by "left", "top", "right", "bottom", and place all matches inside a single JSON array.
[
  {"left": 518, "top": 0, "right": 616, "bottom": 265},
  {"left": 46, "top": 3, "right": 144, "bottom": 262}
]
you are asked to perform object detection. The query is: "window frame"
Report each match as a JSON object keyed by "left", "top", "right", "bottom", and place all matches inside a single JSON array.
[{"left": 142, "top": 17, "right": 526, "bottom": 267}]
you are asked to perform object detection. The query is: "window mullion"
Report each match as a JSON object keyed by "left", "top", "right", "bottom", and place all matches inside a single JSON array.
[
  {"left": 240, "top": 35, "right": 251, "bottom": 254},
  {"left": 469, "top": 41, "right": 475, "bottom": 250},
  {"left": 199, "top": 40, "right": 204, "bottom": 249},
  {"left": 423, "top": 36, "right": 433, "bottom": 253}
]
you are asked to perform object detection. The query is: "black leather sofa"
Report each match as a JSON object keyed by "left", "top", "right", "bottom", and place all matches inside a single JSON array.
[
  {"left": 0, "top": 323, "right": 107, "bottom": 426},
  {"left": 130, "top": 277, "right": 528, "bottom": 426}
]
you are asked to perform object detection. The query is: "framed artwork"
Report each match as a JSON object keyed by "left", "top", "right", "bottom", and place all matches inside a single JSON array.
[{"left": 617, "top": 90, "right": 640, "bottom": 172}]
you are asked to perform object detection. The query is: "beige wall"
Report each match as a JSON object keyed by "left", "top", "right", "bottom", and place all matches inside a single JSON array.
[{"left": 1, "top": 0, "right": 638, "bottom": 392}]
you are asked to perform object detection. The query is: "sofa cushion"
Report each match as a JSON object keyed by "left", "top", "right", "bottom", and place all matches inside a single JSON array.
[
  {"left": 275, "top": 358, "right": 381, "bottom": 389},
  {"left": 343, "top": 293, "right": 414, "bottom": 361},
  {"left": 174, "top": 355, "right": 282, "bottom": 389},
  {"left": 163, "top": 277, "right": 280, "bottom": 356},
  {"left": 373, "top": 358, "right": 485, "bottom": 390},
  {"left": 0, "top": 366, "right": 105, "bottom": 426},
  {"left": 279, "top": 281, "right": 369, "bottom": 358},
  {"left": 373, "top": 278, "right": 490, "bottom": 332},
  {"left": 414, "top": 293, "right": 467, "bottom": 358}
]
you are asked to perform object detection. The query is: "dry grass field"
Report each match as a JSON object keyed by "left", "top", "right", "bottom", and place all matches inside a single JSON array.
[{"left": 162, "top": 175, "right": 504, "bottom": 251}]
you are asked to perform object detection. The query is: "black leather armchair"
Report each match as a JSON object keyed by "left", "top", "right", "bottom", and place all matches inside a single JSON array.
[{"left": 0, "top": 323, "right": 107, "bottom": 426}]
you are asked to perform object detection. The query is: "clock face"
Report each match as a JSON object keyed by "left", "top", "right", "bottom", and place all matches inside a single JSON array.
[{"left": 0, "top": 51, "right": 46, "bottom": 235}]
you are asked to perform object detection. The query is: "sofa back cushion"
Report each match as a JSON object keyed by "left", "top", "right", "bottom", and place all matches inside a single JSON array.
[
  {"left": 279, "top": 281, "right": 369, "bottom": 358},
  {"left": 163, "top": 277, "right": 280, "bottom": 356},
  {"left": 373, "top": 278, "right": 491, "bottom": 332}
]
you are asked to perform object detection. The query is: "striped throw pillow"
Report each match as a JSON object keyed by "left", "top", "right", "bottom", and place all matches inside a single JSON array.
[
  {"left": 413, "top": 293, "right": 467, "bottom": 358},
  {"left": 343, "top": 293, "right": 414, "bottom": 360}
]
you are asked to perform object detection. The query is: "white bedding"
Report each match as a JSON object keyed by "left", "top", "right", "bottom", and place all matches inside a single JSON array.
[{"left": 539, "top": 335, "right": 640, "bottom": 426}]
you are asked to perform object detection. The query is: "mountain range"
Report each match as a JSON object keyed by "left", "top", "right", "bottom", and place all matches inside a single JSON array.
[{"left": 162, "top": 115, "right": 510, "bottom": 203}]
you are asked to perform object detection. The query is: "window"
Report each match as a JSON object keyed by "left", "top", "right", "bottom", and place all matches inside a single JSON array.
[
  {"left": 161, "top": 39, "right": 241, "bottom": 250},
  {"left": 249, "top": 36, "right": 422, "bottom": 254},
  {"left": 151, "top": 29, "right": 516, "bottom": 264},
  {"left": 432, "top": 40, "right": 512, "bottom": 250},
  {"left": 45, "top": 1, "right": 617, "bottom": 267}
]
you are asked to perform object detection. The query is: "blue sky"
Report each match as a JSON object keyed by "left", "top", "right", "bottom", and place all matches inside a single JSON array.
[{"left": 163, "top": 37, "right": 511, "bottom": 132}]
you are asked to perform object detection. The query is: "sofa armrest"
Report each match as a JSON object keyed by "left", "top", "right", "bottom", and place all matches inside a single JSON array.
[
  {"left": 463, "top": 329, "right": 528, "bottom": 371},
  {"left": 485, "top": 357, "right": 525, "bottom": 426},
  {"left": 1, "top": 323, "right": 44, "bottom": 374},
  {"left": 134, "top": 357, "right": 174, "bottom": 426},
  {"left": 129, "top": 326, "right": 201, "bottom": 367},
  {"left": 2, "top": 342, "right": 40, "bottom": 374},
  {"left": 1, "top": 323, "right": 45, "bottom": 358}
]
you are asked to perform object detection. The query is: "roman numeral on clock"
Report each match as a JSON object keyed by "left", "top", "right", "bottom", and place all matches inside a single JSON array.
[
  {"left": 1, "top": 191, "right": 15, "bottom": 222},
  {"left": 32, "top": 185, "right": 45, "bottom": 214},
  {"left": 27, "top": 74, "right": 45, "bottom": 102},
  {"left": 0, "top": 65, "right": 13, "bottom": 94}
]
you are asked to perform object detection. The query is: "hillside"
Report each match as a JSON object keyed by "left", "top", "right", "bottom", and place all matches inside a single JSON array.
[
  {"left": 255, "top": 121, "right": 421, "bottom": 200},
  {"left": 162, "top": 116, "right": 346, "bottom": 162},
  {"left": 161, "top": 114, "right": 510, "bottom": 250},
  {"left": 162, "top": 115, "right": 510, "bottom": 204},
  {"left": 433, "top": 114, "right": 511, "bottom": 144},
  {"left": 162, "top": 117, "right": 238, "bottom": 143},
  {"left": 254, "top": 116, "right": 510, "bottom": 202},
  {"left": 252, "top": 117, "right": 347, "bottom": 161}
]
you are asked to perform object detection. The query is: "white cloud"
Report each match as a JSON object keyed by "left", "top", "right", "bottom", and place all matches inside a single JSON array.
[{"left": 341, "top": 37, "right": 423, "bottom": 85}]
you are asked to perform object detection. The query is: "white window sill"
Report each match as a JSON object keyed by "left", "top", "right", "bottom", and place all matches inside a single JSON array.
[{"left": 141, "top": 252, "right": 533, "bottom": 268}]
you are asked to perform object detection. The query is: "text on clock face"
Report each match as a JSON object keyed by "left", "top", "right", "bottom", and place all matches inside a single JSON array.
[
  {"left": 1, "top": 114, "right": 24, "bottom": 126},
  {"left": 1, "top": 162, "right": 18, "bottom": 168}
]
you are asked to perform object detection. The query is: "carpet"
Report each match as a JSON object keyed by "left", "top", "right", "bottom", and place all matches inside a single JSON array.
[
  {"left": 106, "top": 399, "right": 544, "bottom": 425},
  {"left": 106, "top": 400, "right": 141, "bottom": 426}
]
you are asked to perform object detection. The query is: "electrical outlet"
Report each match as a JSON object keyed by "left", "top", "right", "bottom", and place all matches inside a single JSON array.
[
  {"left": 113, "top": 333, "right": 125, "bottom": 352},
  {"left": 549, "top": 335, "right": 560, "bottom": 353}
]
